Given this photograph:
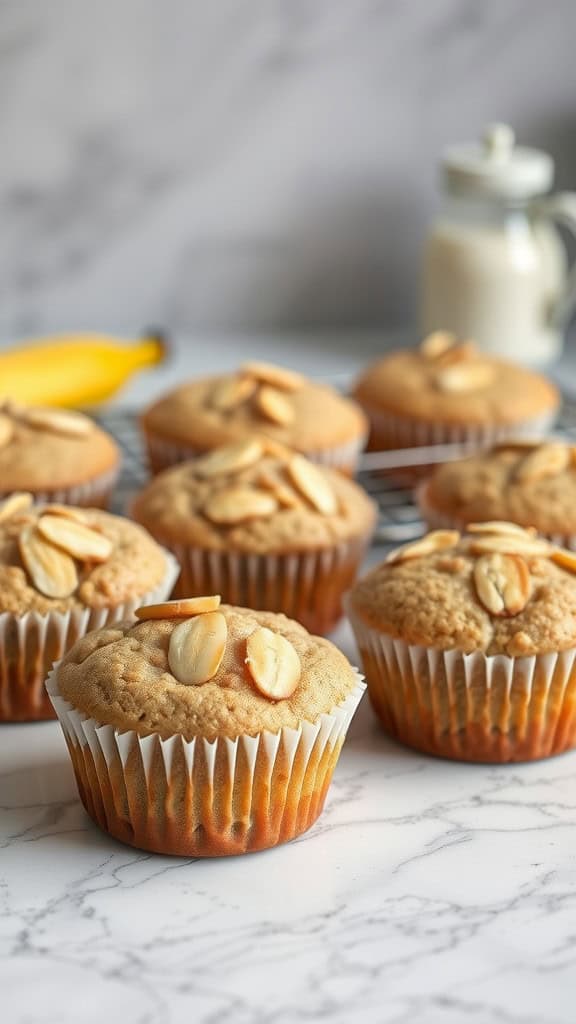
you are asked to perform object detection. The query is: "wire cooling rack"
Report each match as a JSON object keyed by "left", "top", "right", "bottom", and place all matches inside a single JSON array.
[{"left": 95, "top": 399, "right": 576, "bottom": 546}]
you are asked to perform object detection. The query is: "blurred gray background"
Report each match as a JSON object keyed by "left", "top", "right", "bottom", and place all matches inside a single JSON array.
[{"left": 2, "top": 0, "right": 576, "bottom": 339}]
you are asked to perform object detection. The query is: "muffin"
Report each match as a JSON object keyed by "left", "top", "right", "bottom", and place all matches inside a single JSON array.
[
  {"left": 0, "top": 495, "right": 178, "bottom": 720},
  {"left": 347, "top": 524, "right": 576, "bottom": 762},
  {"left": 141, "top": 360, "right": 367, "bottom": 476},
  {"left": 418, "top": 439, "right": 576, "bottom": 549},
  {"left": 131, "top": 438, "right": 377, "bottom": 635},
  {"left": 0, "top": 400, "right": 121, "bottom": 507},
  {"left": 47, "top": 597, "right": 365, "bottom": 856},
  {"left": 352, "top": 333, "right": 559, "bottom": 452}
]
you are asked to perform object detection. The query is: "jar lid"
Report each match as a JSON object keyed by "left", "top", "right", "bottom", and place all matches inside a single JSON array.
[{"left": 442, "top": 124, "right": 554, "bottom": 199}]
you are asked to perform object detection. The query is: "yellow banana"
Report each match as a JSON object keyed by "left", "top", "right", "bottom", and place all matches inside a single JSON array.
[{"left": 0, "top": 331, "right": 166, "bottom": 407}]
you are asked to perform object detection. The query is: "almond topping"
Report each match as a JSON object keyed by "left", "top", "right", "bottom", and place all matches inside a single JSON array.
[
  {"left": 385, "top": 530, "right": 460, "bottom": 565},
  {"left": 435, "top": 340, "right": 477, "bottom": 368},
  {"left": 136, "top": 596, "right": 222, "bottom": 619},
  {"left": 257, "top": 470, "right": 300, "bottom": 508},
  {"left": 420, "top": 331, "right": 457, "bottom": 360},
  {"left": 0, "top": 492, "right": 33, "bottom": 523},
  {"left": 255, "top": 385, "right": 294, "bottom": 426},
  {"left": 287, "top": 455, "right": 337, "bottom": 515},
  {"left": 240, "top": 361, "right": 305, "bottom": 392},
  {"left": 513, "top": 443, "right": 570, "bottom": 484},
  {"left": 434, "top": 362, "right": 495, "bottom": 393},
  {"left": 37, "top": 515, "right": 113, "bottom": 562},
  {"left": 210, "top": 376, "right": 256, "bottom": 411},
  {"left": 41, "top": 504, "right": 87, "bottom": 523},
  {"left": 260, "top": 437, "right": 293, "bottom": 460},
  {"left": 467, "top": 535, "right": 552, "bottom": 558},
  {"left": 19, "top": 524, "right": 78, "bottom": 598},
  {"left": 473, "top": 553, "right": 531, "bottom": 617},
  {"left": 550, "top": 548, "right": 576, "bottom": 574},
  {"left": 466, "top": 521, "right": 537, "bottom": 538},
  {"left": 203, "top": 487, "right": 278, "bottom": 524},
  {"left": 0, "top": 413, "right": 14, "bottom": 449},
  {"left": 193, "top": 438, "right": 263, "bottom": 478},
  {"left": 168, "top": 611, "right": 227, "bottom": 685},
  {"left": 245, "top": 627, "right": 301, "bottom": 700},
  {"left": 22, "top": 407, "right": 94, "bottom": 438}
]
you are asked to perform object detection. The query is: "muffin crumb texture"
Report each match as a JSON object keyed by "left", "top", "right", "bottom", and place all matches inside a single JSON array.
[
  {"left": 57, "top": 605, "right": 358, "bottom": 739},
  {"left": 350, "top": 525, "right": 576, "bottom": 657}
]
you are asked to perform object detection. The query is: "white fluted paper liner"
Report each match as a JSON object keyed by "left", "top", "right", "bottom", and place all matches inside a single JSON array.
[
  {"left": 167, "top": 535, "right": 370, "bottom": 635},
  {"left": 416, "top": 481, "right": 576, "bottom": 552},
  {"left": 46, "top": 664, "right": 366, "bottom": 856},
  {"left": 144, "top": 431, "right": 365, "bottom": 476},
  {"left": 346, "top": 601, "right": 576, "bottom": 762},
  {"left": 0, "top": 549, "right": 179, "bottom": 721},
  {"left": 363, "top": 406, "right": 558, "bottom": 453},
  {"left": 0, "top": 465, "right": 120, "bottom": 509}
]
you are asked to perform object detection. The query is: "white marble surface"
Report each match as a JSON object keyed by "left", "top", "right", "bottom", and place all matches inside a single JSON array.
[
  {"left": 2, "top": 0, "right": 576, "bottom": 337},
  {"left": 1, "top": 331, "right": 576, "bottom": 1023}
]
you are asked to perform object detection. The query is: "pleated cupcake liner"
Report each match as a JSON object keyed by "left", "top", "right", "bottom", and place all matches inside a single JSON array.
[
  {"left": 0, "top": 551, "right": 180, "bottom": 722},
  {"left": 362, "top": 405, "right": 558, "bottom": 457},
  {"left": 164, "top": 535, "right": 371, "bottom": 636},
  {"left": 46, "top": 666, "right": 366, "bottom": 857},
  {"left": 0, "top": 465, "right": 121, "bottom": 510},
  {"left": 346, "top": 601, "right": 576, "bottom": 762},
  {"left": 142, "top": 430, "right": 366, "bottom": 477},
  {"left": 416, "top": 481, "right": 576, "bottom": 552}
]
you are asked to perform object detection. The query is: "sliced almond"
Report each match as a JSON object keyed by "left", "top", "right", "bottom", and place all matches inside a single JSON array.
[
  {"left": 420, "top": 331, "right": 456, "bottom": 360},
  {"left": 19, "top": 524, "right": 78, "bottom": 598},
  {"left": 287, "top": 455, "right": 337, "bottom": 515},
  {"left": 193, "top": 438, "right": 263, "bottom": 479},
  {"left": 255, "top": 385, "right": 294, "bottom": 426},
  {"left": 435, "top": 362, "right": 495, "bottom": 393},
  {"left": 0, "top": 413, "right": 14, "bottom": 449},
  {"left": 136, "top": 595, "right": 221, "bottom": 619},
  {"left": 513, "top": 443, "right": 570, "bottom": 484},
  {"left": 203, "top": 487, "right": 278, "bottom": 524},
  {"left": 385, "top": 529, "right": 460, "bottom": 565},
  {"left": 41, "top": 504, "right": 87, "bottom": 523},
  {"left": 467, "top": 535, "right": 552, "bottom": 558},
  {"left": 22, "top": 407, "right": 94, "bottom": 438},
  {"left": 466, "top": 521, "right": 537, "bottom": 538},
  {"left": 550, "top": 548, "right": 576, "bottom": 574},
  {"left": 37, "top": 515, "right": 113, "bottom": 562},
  {"left": 260, "top": 437, "right": 293, "bottom": 460},
  {"left": 240, "top": 361, "right": 306, "bottom": 392},
  {"left": 210, "top": 375, "right": 256, "bottom": 411},
  {"left": 257, "top": 470, "right": 300, "bottom": 508},
  {"left": 0, "top": 492, "right": 33, "bottom": 523},
  {"left": 168, "top": 611, "right": 227, "bottom": 685},
  {"left": 435, "top": 340, "right": 476, "bottom": 368},
  {"left": 473, "top": 553, "right": 531, "bottom": 617},
  {"left": 245, "top": 626, "right": 301, "bottom": 700}
]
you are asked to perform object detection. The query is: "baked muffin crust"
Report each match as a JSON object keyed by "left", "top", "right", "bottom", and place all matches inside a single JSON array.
[{"left": 57, "top": 605, "right": 360, "bottom": 739}]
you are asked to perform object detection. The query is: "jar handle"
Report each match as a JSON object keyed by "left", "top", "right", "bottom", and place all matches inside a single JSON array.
[{"left": 536, "top": 192, "right": 576, "bottom": 328}]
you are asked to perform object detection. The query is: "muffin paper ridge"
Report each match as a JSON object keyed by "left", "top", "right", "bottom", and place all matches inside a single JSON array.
[
  {"left": 46, "top": 664, "right": 365, "bottom": 856},
  {"left": 363, "top": 406, "right": 557, "bottom": 452},
  {"left": 0, "top": 465, "right": 121, "bottom": 509}
]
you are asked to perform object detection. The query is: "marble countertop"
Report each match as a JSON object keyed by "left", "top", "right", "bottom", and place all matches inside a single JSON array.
[{"left": 3, "top": 333, "right": 576, "bottom": 1024}]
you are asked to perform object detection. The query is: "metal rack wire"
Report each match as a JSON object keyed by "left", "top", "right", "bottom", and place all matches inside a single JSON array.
[{"left": 95, "top": 398, "right": 576, "bottom": 546}]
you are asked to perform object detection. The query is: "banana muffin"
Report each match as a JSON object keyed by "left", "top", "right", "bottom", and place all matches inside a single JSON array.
[
  {"left": 352, "top": 333, "right": 559, "bottom": 452},
  {"left": 47, "top": 596, "right": 365, "bottom": 856},
  {"left": 0, "top": 400, "right": 120, "bottom": 506},
  {"left": 0, "top": 494, "right": 178, "bottom": 720},
  {"left": 141, "top": 360, "right": 367, "bottom": 476},
  {"left": 131, "top": 437, "right": 376, "bottom": 634},
  {"left": 418, "top": 439, "right": 576, "bottom": 547},
  {"left": 347, "top": 523, "right": 576, "bottom": 762}
]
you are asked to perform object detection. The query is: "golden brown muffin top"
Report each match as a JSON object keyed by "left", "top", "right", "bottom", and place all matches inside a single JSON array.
[
  {"left": 349, "top": 524, "right": 576, "bottom": 657},
  {"left": 141, "top": 361, "right": 367, "bottom": 453},
  {"left": 0, "top": 496, "right": 169, "bottom": 614},
  {"left": 0, "top": 401, "right": 120, "bottom": 491},
  {"left": 422, "top": 440, "right": 576, "bottom": 536},
  {"left": 352, "top": 333, "right": 559, "bottom": 426},
  {"left": 56, "top": 601, "right": 360, "bottom": 740},
  {"left": 131, "top": 438, "right": 377, "bottom": 553}
]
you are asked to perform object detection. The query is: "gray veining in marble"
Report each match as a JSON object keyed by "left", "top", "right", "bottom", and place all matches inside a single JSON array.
[{"left": 1, "top": 0, "right": 576, "bottom": 338}]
